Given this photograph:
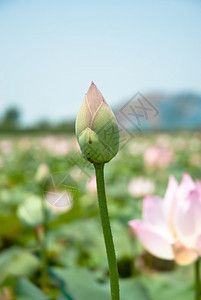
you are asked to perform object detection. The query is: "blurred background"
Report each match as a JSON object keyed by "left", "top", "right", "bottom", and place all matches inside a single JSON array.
[{"left": 0, "top": 1, "right": 201, "bottom": 299}]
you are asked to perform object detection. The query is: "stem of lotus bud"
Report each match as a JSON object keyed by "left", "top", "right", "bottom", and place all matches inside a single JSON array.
[{"left": 94, "top": 163, "right": 120, "bottom": 300}]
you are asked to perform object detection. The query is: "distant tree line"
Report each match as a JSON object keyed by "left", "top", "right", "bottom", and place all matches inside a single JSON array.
[{"left": 0, "top": 107, "right": 75, "bottom": 134}]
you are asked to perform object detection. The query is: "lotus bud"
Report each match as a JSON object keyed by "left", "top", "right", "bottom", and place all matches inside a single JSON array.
[
  {"left": 76, "top": 82, "right": 119, "bottom": 163},
  {"left": 35, "top": 163, "right": 50, "bottom": 182},
  {"left": 17, "top": 196, "right": 45, "bottom": 228}
]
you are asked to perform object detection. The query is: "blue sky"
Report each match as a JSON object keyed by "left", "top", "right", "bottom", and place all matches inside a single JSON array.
[{"left": 0, "top": 0, "right": 201, "bottom": 124}]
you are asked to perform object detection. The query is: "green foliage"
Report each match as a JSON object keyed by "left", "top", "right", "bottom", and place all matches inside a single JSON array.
[
  {"left": 141, "top": 268, "right": 194, "bottom": 300},
  {"left": 51, "top": 267, "right": 150, "bottom": 300},
  {"left": 0, "top": 247, "right": 40, "bottom": 283},
  {"left": 16, "top": 278, "right": 50, "bottom": 300}
]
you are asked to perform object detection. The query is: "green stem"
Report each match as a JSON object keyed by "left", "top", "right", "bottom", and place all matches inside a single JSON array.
[
  {"left": 35, "top": 226, "right": 48, "bottom": 289},
  {"left": 41, "top": 230, "right": 48, "bottom": 288},
  {"left": 129, "top": 234, "right": 137, "bottom": 277},
  {"left": 195, "top": 258, "right": 200, "bottom": 300},
  {"left": 94, "top": 163, "right": 120, "bottom": 300}
]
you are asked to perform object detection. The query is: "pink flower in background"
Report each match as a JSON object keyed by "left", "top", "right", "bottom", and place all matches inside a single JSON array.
[
  {"left": 45, "top": 190, "right": 73, "bottom": 213},
  {"left": 128, "top": 177, "right": 155, "bottom": 197},
  {"left": 144, "top": 145, "right": 174, "bottom": 170},
  {"left": 129, "top": 174, "right": 201, "bottom": 265},
  {"left": 40, "top": 135, "right": 73, "bottom": 156},
  {"left": 0, "top": 140, "right": 13, "bottom": 154}
]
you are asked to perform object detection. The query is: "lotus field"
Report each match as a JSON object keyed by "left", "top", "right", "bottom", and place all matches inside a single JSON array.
[{"left": 0, "top": 130, "right": 201, "bottom": 300}]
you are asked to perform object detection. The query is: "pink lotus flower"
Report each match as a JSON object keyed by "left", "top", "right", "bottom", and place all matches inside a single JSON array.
[
  {"left": 144, "top": 145, "right": 174, "bottom": 170},
  {"left": 129, "top": 174, "right": 201, "bottom": 265}
]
